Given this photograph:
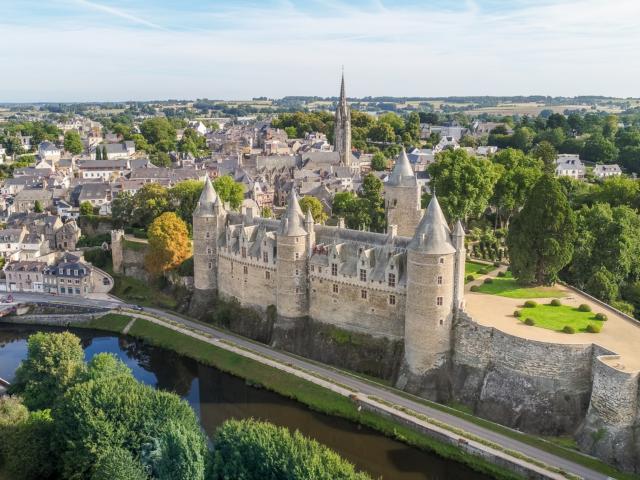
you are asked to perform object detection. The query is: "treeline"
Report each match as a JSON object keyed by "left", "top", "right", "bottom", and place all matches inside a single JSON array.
[{"left": 1, "top": 331, "right": 369, "bottom": 480}]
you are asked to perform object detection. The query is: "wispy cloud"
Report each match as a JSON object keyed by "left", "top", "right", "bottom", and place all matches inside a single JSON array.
[{"left": 74, "top": 0, "right": 166, "bottom": 30}]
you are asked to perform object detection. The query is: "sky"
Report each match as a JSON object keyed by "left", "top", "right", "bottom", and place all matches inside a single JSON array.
[{"left": 0, "top": 0, "right": 639, "bottom": 102}]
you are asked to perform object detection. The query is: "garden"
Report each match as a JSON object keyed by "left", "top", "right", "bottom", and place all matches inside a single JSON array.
[{"left": 514, "top": 300, "right": 606, "bottom": 334}]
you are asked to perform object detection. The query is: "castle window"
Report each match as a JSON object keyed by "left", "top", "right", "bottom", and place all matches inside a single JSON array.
[
  {"left": 388, "top": 273, "right": 396, "bottom": 287},
  {"left": 437, "top": 275, "right": 443, "bottom": 285},
  {"left": 207, "top": 248, "right": 212, "bottom": 255},
  {"left": 295, "top": 238, "right": 299, "bottom": 243},
  {"left": 439, "top": 318, "right": 444, "bottom": 325},
  {"left": 358, "top": 247, "right": 363, "bottom": 255},
  {"left": 331, "top": 263, "right": 338, "bottom": 276},
  {"left": 206, "top": 231, "right": 210, "bottom": 238},
  {"left": 318, "top": 267, "right": 322, "bottom": 274},
  {"left": 360, "top": 269, "right": 367, "bottom": 282},
  {"left": 389, "top": 294, "right": 396, "bottom": 305},
  {"left": 263, "top": 251, "right": 268, "bottom": 262},
  {"left": 208, "top": 262, "right": 212, "bottom": 270},
  {"left": 295, "top": 287, "right": 300, "bottom": 293},
  {"left": 361, "top": 289, "right": 367, "bottom": 300},
  {"left": 436, "top": 296, "right": 443, "bottom": 306},
  {"left": 439, "top": 257, "right": 444, "bottom": 264},
  {"left": 361, "top": 260, "right": 365, "bottom": 266},
  {"left": 295, "top": 269, "right": 299, "bottom": 276},
  {"left": 332, "top": 284, "right": 338, "bottom": 293},
  {"left": 243, "top": 266, "right": 248, "bottom": 275},
  {"left": 265, "top": 271, "right": 270, "bottom": 280},
  {"left": 241, "top": 247, "right": 247, "bottom": 258},
  {"left": 295, "top": 252, "right": 299, "bottom": 259},
  {"left": 310, "top": 265, "right": 314, "bottom": 272}
]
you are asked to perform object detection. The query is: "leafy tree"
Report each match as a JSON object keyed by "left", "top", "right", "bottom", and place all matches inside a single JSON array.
[
  {"left": 64, "top": 131, "right": 84, "bottom": 155},
  {"left": 84, "top": 353, "right": 135, "bottom": 383},
  {"left": 299, "top": 195, "right": 327, "bottom": 224},
  {"left": 509, "top": 127, "right": 535, "bottom": 151},
  {"left": 368, "top": 122, "right": 395, "bottom": 144},
  {"left": 151, "top": 151, "right": 172, "bottom": 168},
  {"left": 589, "top": 176, "right": 640, "bottom": 209},
  {"left": 146, "top": 212, "right": 191, "bottom": 275},
  {"left": 213, "top": 175, "right": 244, "bottom": 210},
  {"left": 531, "top": 140, "right": 557, "bottom": 174},
  {"left": 80, "top": 201, "right": 94, "bottom": 216},
  {"left": 582, "top": 133, "right": 618, "bottom": 164},
  {"left": 131, "top": 183, "right": 170, "bottom": 228},
  {"left": 102, "top": 145, "right": 108, "bottom": 160},
  {"left": 428, "top": 149, "right": 499, "bottom": 221},
  {"left": 209, "top": 419, "right": 370, "bottom": 480},
  {"left": 169, "top": 180, "right": 204, "bottom": 226},
  {"left": 0, "top": 396, "right": 29, "bottom": 463},
  {"left": 585, "top": 266, "right": 619, "bottom": 303},
  {"left": 33, "top": 200, "right": 43, "bottom": 213},
  {"left": 9, "top": 332, "right": 85, "bottom": 410},
  {"left": 370, "top": 152, "right": 387, "bottom": 171},
  {"left": 92, "top": 446, "right": 148, "bottom": 480},
  {"left": 150, "top": 422, "right": 207, "bottom": 480},
  {"left": 507, "top": 175, "right": 576, "bottom": 285},
  {"left": 96, "top": 146, "right": 102, "bottom": 160},
  {"left": 140, "top": 118, "right": 177, "bottom": 152},
  {"left": 261, "top": 206, "right": 273, "bottom": 218},
  {"left": 111, "top": 192, "right": 135, "bottom": 228}
]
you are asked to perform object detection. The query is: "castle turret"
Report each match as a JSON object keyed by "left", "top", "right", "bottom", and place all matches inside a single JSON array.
[
  {"left": 334, "top": 72, "right": 352, "bottom": 166},
  {"left": 385, "top": 148, "right": 423, "bottom": 237},
  {"left": 452, "top": 220, "right": 466, "bottom": 310},
  {"left": 276, "top": 188, "right": 311, "bottom": 318},
  {"left": 303, "top": 207, "right": 316, "bottom": 256},
  {"left": 193, "top": 176, "right": 226, "bottom": 292},
  {"left": 403, "top": 195, "right": 456, "bottom": 398}
]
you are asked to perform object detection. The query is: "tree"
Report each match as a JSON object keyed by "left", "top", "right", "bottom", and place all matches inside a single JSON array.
[
  {"left": 531, "top": 140, "right": 557, "bottom": 174},
  {"left": 146, "top": 212, "right": 191, "bottom": 275},
  {"left": 111, "top": 192, "right": 135, "bottom": 228},
  {"left": 213, "top": 175, "right": 244, "bottom": 210},
  {"left": 9, "top": 332, "right": 85, "bottom": 410},
  {"left": 151, "top": 151, "right": 171, "bottom": 168},
  {"left": 33, "top": 200, "right": 43, "bottom": 213},
  {"left": 169, "top": 180, "right": 204, "bottom": 226},
  {"left": 92, "top": 446, "right": 148, "bottom": 480},
  {"left": 589, "top": 176, "right": 640, "bottom": 209},
  {"left": 151, "top": 422, "right": 207, "bottom": 480},
  {"left": 368, "top": 122, "right": 395, "bottom": 144},
  {"left": 80, "top": 201, "right": 94, "bottom": 216},
  {"left": 299, "top": 196, "right": 327, "bottom": 224},
  {"left": 507, "top": 175, "right": 576, "bottom": 285},
  {"left": 585, "top": 266, "right": 619, "bottom": 303},
  {"left": 370, "top": 152, "right": 387, "bottom": 171},
  {"left": 582, "top": 133, "right": 618, "bottom": 164},
  {"left": 509, "top": 127, "right": 535, "bottom": 152},
  {"left": 131, "top": 183, "right": 170, "bottom": 228},
  {"left": 260, "top": 206, "right": 272, "bottom": 218},
  {"left": 64, "top": 131, "right": 83, "bottom": 155},
  {"left": 140, "top": 118, "right": 177, "bottom": 152},
  {"left": 102, "top": 145, "right": 108, "bottom": 160},
  {"left": 209, "top": 419, "right": 370, "bottom": 480},
  {"left": 96, "top": 145, "right": 102, "bottom": 160},
  {"left": 428, "top": 149, "right": 499, "bottom": 221}
]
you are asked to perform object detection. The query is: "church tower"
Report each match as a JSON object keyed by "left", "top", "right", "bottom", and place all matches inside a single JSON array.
[
  {"left": 403, "top": 195, "right": 457, "bottom": 399},
  {"left": 385, "top": 148, "right": 423, "bottom": 237},
  {"left": 193, "top": 176, "right": 226, "bottom": 292},
  {"left": 334, "top": 72, "right": 352, "bottom": 166}
]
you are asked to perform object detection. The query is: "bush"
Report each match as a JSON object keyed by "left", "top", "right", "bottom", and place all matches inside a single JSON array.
[
  {"left": 493, "top": 261, "right": 501, "bottom": 267},
  {"left": 524, "top": 300, "right": 537, "bottom": 308},
  {"left": 470, "top": 285, "right": 480, "bottom": 292},
  {"left": 476, "top": 268, "right": 488, "bottom": 275},
  {"left": 483, "top": 278, "right": 493, "bottom": 284},
  {"left": 497, "top": 271, "right": 506, "bottom": 278},
  {"left": 595, "top": 313, "right": 608, "bottom": 321},
  {"left": 83, "top": 249, "right": 111, "bottom": 269},
  {"left": 578, "top": 304, "right": 591, "bottom": 312},
  {"left": 466, "top": 274, "right": 475, "bottom": 282},
  {"left": 562, "top": 325, "right": 575, "bottom": 334},
  {"left": 513, "top": 310, "right": 522, "bottom": 317},
  {"left": 586, "top": 324, "right": 601, "bottom": 333},
  {"left": 612, "top": 300, "right": 635, "bottom": 316},
  {"left": 550, "top": 299, "right": 562, "bottom": 306},
  {"left": 524, "top": 318, "right": 535, "bottom": 326}
]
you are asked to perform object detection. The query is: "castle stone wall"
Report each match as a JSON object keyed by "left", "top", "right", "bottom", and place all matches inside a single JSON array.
[
  {"left": 385, "top": 184, "right": 423, "bottom": 237},
  {"left": 217, "top": 252, "right": 277, "bottom": 311},
  {"left": 309, "top": 274, "right": 405, "bottom": 339}
]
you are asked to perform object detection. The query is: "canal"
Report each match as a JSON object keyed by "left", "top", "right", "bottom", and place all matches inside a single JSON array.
[{"left": 0, "top": 325, "right": 491, "bottom": 480}]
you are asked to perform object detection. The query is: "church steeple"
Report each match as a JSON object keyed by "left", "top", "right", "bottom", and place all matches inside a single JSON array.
[{"left": 334, "top": 70, "right": 352, "bottom": 166}]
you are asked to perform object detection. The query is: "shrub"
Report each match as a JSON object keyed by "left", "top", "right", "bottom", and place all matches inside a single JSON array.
[
  {"left": 595, "top": 313, "right": 608, "bottom": 321},
  {"left": 578, "top": 304, "right": 591, "bottom": 312},
  {"left": 497, "top": 271, "right": 506, "bottom": 278},
  {"left": 524, "top": 318, "right": 535, "bottom": 326},
  {"left": 612, "top": 300, "right": 635, "bottom": 316},
  {"left": 586, "top": 324, "right": 601, "bottom": 333},
  {"left": 550, "top": 299, "right": 562, "bottom": 306},
  {"left": 562, "top": 325, "right": 575, "bottom": 334},
  {"left": 524, "top": 300, "right": 537, "bottom": 308},
  {"left": 493, "top": 261, "right": 501, "bottom": 267},
  {"left": 470, "top": 285, "right": 480, "bottom": 292},
  {"left": 476, "top": 268, "right": 488, "bottom": 275},
  {"left": 513, "top": 310, "right": 522, "bottom": 317},
  {"left": 466, "top": 274, "right": 475, "bottom": 282},
  {"left": 483, "top": 278, "right": 493, "bottom": 284}
]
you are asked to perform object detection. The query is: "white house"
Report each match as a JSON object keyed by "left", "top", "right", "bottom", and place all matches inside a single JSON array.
[
  {"left": 556, "top": 154, "right": 586, "bottom": 179},
  {"left": 78, "top": 159, "right": 130, "bottom": 180},
  {"left": 433, "top": 136, "right": 460, "bottom": 153},
  {"left": 188, "top": 121, "right": 208, "bottom": 136},
  {"left": 38, "top": 141, "right": 61, "bottom": 162},
  {"left": 593, "top": 164, "right": 622, "bottom": 178},
  {"left": 102, "top": 141, "right": 135, "bottom": 159}
]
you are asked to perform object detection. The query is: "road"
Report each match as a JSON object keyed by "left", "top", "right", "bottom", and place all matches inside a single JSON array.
[{"left": 6, "top": 292, "right": 609, "bottom": 480}]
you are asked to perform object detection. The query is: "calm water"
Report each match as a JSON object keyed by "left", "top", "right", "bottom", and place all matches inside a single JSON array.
[{"left": 0, "top": 325, "right": 490, "bottom": 480}]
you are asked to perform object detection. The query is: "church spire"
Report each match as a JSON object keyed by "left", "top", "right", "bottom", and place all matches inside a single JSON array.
[{"left": 334, "top": 69, "right": 352, "bottom": 167}]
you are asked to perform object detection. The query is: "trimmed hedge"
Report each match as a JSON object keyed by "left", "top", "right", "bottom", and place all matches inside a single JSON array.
[
  {"left": 586, "top": 324, "right": 601, "bottom": 333},
  {"left": 595, "top": 313, "right": 608, "bottom": 321},
  {"left": 466, "top": 274, "right": 475, "bottom": 282},
  {"left": 470, "top": 285, "right": 480, "bottom": 292},
  {"left": 578, "top": 304, "right": 592, "bottom": 312},
  {"left": 550, "top": 299, "right": 562, "bottom": 307},
  {"left": 523, "top": 300, "right": 537, "bottom": 308},
  {"left": 562, "top": 325, "right": 575, "bottom": 334},
  {"left": 497, "top": 271, "right": 506, "bottom": 278},
  {"left": 524, "top": 318, "right": 535, "bottom": 326},
  {"left": 513, "top": 310, "right": 522, "bottom": 318},
  {"left": 483, "top": 278, "right": 493, "bottom": 284}
]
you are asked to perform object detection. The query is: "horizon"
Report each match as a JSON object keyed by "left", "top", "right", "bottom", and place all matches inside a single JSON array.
[{"left": 1, "top": 0, "right": 639, "bottom": 102}]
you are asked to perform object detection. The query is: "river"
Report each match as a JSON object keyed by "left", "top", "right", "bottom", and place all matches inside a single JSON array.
[{"left": 0, "top": 325, "right": 490, "bottom": 480}]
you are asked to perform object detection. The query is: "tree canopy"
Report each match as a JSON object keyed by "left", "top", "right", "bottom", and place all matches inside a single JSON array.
[
  {"left": 63, "top": 130, "right": 84, "bottom": 155},
  {"left": 213, "top": 175, "right": 245, "bottom": 210},
  {"left": 146, "top": 212, "right": 192, "bottom": 275}
]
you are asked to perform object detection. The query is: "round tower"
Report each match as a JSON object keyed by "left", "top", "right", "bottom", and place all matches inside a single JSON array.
[
  {"left": 276, "top": 188, "right": 310, "bottom": 318},
  {"left": 385, "top": 148, "right": 423, "bottom": 237},
  {"left": 193, "top": 176, "right": 226, "bottom": 292},
  {"left": 403, "top": 196, "right": 456, "bottom": 397}
]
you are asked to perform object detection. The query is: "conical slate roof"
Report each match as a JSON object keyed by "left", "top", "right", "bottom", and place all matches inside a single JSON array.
[
  {"left": 409, "top": 195, "right": 455, "bottom": 254},
  {"left": 194, "top": 176, "right": 218, "bottom": 216},
  {"left": 280, "top": 188, "right": 307, "bottom": 236},
  {"left": 387, "top": 148, "right": 416, "bottom": 187},
  {"left": 452, "top": 219, "right": 465, "bottom": 237}
]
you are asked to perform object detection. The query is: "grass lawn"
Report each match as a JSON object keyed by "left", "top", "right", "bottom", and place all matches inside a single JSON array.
[
  {"left": 111, "top": 274, "right": 179, "bottom": 309},
  {"left": 475, "top": 272, "right": 565, "bottom": 299},
  {"left": 465, "top": 260, "right": 494, "bottom": 276},
  {"left": 517, "top": 304, "right": 605, "bottom": 333},
  {"left": 73, "top": 313, "right": 132, "bottom": 333}
]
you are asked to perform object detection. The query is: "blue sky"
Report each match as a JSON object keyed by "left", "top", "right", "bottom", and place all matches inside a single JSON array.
[{"left": 0, "top": 0, "right": 639, "bottom": 102}]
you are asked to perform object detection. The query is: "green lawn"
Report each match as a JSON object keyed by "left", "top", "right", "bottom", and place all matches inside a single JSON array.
[
  {"left": 73, "top": 313, "right": 132, "bottom": 333},
  {"left": 111, "top": 274, "right": 179, "bottom": 309},
  {"left": 475, "top": 276, "right": 565, "bottom": 299},
  {"left": 517, "top": 304, "right": 605, "bottom": 333},
  {"left": 465, "top": 261, "right": 493, "bottom": 276}
]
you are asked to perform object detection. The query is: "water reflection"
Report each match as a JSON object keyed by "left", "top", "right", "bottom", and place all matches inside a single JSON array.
[{"left": 0, "top": 325, "right": 489, "bottom": 480}]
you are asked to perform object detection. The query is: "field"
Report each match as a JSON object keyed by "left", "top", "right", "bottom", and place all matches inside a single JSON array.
[
  {"left": 475, "top": 272, "right": 565, "bottom": 299},
  {"left": 517, "top": 304, "right": 605, "bottom": 333}
]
